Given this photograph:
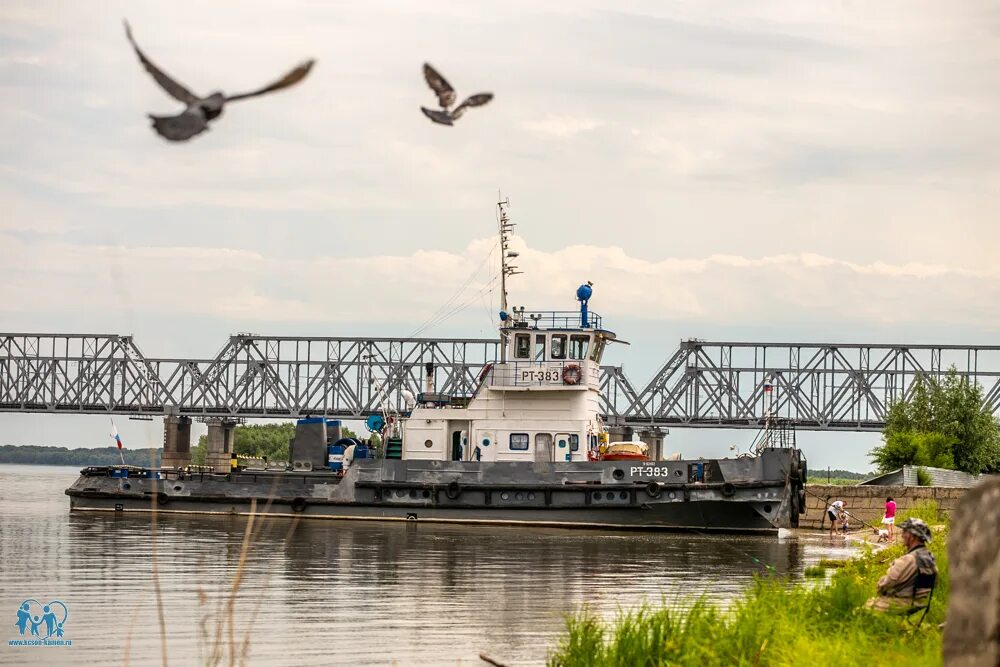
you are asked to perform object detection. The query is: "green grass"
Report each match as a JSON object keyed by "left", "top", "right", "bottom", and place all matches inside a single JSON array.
[
  {"left": 548, "top": 509, "right": 949, "bottom": 667},
  {"left": 818, "top": 558, "right": 847, "bottom": 568},
  {"left": 803, "top": 565, "right": 826, "bottom": 578},
  {"left": 899, "top": 499, "right": 944, "bottom": 525}
]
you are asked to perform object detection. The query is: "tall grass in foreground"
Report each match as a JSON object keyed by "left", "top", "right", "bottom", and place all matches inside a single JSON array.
[
  {"left": 549, "top": 516, "right": 949, "bottom": 666},
  {"left": 122, "top": 475, "right": 292, "bottom": 667}
]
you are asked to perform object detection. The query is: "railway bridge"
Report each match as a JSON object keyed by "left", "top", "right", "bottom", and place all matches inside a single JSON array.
[{"left": 2, "top": 332, "right": 998, "bottom": 429}]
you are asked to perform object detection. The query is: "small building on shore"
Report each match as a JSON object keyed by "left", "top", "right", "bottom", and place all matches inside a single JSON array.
[{"left": 858, "top": 465, "right": 990, "bottom": 488}]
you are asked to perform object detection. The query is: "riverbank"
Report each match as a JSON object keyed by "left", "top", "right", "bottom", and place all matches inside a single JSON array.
[
  {"left": 548, "top": 507, "right": 948, "bottom": 666},
  {"left": 800, "top": 483, "right": 968, "bottom": 530}
]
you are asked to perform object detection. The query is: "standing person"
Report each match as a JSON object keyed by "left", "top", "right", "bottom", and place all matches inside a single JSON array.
[
  {"left": 827, "top": 499, "right": 846, "bottom": 536},
  {"left": 882, "top": 496, "right": 897, "bottom": 539},
  {"left": 865, "top": 518, "right": 937, "bottom": 612}
]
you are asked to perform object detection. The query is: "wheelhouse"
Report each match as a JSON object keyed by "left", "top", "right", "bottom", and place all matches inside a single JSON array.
[{"left": 399, "top": 296, "right": 616, "bottom": 464}]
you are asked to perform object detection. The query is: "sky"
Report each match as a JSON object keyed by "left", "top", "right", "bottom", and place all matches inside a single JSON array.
[{"left": 2, "top": 1, "right": 999, "bottom": 472}]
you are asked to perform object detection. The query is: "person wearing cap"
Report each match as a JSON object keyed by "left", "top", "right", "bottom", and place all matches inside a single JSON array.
[{"left": 865, "top": 518, "right": 938, "bottom": 612}]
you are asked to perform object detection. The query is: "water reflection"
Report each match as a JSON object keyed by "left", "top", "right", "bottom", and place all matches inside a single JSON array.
[{"left": 0, "top": 465, "right": 858, "bottom": 666}]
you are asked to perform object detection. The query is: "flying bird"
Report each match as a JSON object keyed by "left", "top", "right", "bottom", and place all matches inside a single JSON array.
[
  {"left": 420, "top": 63, "right": 493, "bottom": 126},
  {"left": 123, "top": 20, "right": 315, "bottom": 142}
]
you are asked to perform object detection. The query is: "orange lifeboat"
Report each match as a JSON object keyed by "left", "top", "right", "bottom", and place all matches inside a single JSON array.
[{"left": 599, "top": 441, "right": 650, "bottom": 462}]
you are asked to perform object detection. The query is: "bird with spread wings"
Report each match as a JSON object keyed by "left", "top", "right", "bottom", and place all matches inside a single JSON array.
[
  {"left": 123, "top": 20, "right": 315, "bottom": 142},
  {"left": 420, "top": 63, "right": 493, "bottom": 126}
]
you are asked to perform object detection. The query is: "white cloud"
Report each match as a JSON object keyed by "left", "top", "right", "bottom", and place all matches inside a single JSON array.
[
  {"left": 523, "top": 115, "right": 603, "bottom": 138},
  {"left": 2, "top": 235, "right": 998, "bottom": 339}
]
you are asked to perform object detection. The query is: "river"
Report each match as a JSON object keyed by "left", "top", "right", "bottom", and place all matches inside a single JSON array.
[{"left": 0, "top": 464, "right": 859, "bottom": 666}]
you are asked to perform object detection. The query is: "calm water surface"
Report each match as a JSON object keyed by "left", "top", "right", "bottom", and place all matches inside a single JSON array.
[{"left": 0, "top": 464, "right": 859, "bottom": 666}]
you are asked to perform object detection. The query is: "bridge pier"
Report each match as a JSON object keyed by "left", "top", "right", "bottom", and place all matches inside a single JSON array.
[
  {"left": 161, "top": 415, "right": 192, "bottom": 468},
  {"left": 638, "top": 427, "right": 667, "bottom": 461},
  {"left": 205, "top": 418, "right": 238, "bottom": 472}
]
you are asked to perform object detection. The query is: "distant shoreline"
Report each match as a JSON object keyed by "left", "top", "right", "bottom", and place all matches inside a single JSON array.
[{"left": 0, "top": 444, "right": 161, "bottom": 467}]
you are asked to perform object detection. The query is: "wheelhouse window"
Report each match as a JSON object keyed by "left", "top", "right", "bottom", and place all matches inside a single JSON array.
[
  {"left": 534, "top": 334, "right": 546, "bottom": 362},
  {"left": 589, "top": 336, "right": 607, "bottom": 363},
  {"left": 514, "top": 333, "right": 530, "bottom": 359},
  {"left": 569, "top": 335, "right": 590, "bottom": 360},
  {"left": 569, "top": 434, "right": 579, "bottom": 452},
  {"left": 551, "top": 335, "right": 567, "bottom": 360},
  {"left": 509, "top": 433, "right": 529, "bottom": 451}
]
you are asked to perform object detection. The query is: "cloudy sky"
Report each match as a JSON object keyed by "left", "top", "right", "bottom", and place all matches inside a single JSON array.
[{"left": 2, "top": 1, "right": 999, "bottom": 471}]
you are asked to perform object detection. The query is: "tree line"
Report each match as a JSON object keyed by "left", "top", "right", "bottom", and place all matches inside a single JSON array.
[
  {"left": 0, "top": 445, "right": 161, "bottom": 467},
  {"left": 871, "top": 368, "right": 1000, "bottom": 475},
  {"left": 1, "top": 422, "right": 359, "bottom": 467}
]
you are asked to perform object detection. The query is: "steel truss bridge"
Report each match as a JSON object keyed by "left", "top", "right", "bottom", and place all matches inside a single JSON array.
[{"left": 1, "top": 333, "right": 998, "bottom": 431}]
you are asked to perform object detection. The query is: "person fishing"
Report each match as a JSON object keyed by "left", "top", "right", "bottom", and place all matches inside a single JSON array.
[
  {"left": 865, "top": 518, "right": 937, "bottom": 612},
  {"left": 826, "top": 499, "right": 847, "bottom": 536}
]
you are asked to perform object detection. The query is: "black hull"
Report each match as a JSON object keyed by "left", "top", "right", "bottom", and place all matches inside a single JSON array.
[
  {"left": 67, "top": 496, "right": 781, "bottom": 534},
  {"left": 66, "top": 448, "right": 807, "bottom": 534}
]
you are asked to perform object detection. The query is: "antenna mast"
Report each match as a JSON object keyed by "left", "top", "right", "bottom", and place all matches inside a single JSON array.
[{"left": 497, "top": 192, "right": 519, "bottom": 317}]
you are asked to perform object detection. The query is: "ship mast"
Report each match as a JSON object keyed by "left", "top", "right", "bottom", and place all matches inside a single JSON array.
[
  {"left": 497, "top": 192, "right": 521, "bottom": 364},
  {"left": 497, "top": 193, "right": 519, "bottom": 318}
]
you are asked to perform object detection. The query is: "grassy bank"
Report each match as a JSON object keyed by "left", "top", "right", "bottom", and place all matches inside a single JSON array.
[{"left": 549, "top": 512, "right": 948, "bottom": 666}]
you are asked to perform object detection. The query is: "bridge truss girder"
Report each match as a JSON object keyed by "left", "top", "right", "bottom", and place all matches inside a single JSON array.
[
  {"left": 624, "top": 340, "right": 1000, "bottom": 430},
  {"left": 1, "top": 334, "right": 999, "bottom": 430}
]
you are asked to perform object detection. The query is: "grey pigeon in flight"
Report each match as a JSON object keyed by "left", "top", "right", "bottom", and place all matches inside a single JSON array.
[
  {"left": 420, "top": 63, "right": 493, "bottom": 126},
  {"left": 123, "top": 20, "right": 315, "bottom": 142}
]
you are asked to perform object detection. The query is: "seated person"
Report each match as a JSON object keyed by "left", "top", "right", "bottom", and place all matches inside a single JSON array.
[{"left": 865, "top": 518, "right": 937, "bottom": 612}]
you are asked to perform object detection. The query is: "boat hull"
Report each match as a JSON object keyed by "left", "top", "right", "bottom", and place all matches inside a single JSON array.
[{"left": 66, "top": 448, "right": 806, "bottom": 534}]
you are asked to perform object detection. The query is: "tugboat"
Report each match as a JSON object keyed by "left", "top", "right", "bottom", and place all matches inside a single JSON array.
[{"left": 66, "top": 198, "right": 808, "bottom": 533}]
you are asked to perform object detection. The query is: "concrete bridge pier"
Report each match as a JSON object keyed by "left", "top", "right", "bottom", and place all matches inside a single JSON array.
[
  {"left": 161, "top": 415, "right": 192, "bottom": 468},
  {"left": 205, "top": 418, "right": 239, "bottom": 472}
]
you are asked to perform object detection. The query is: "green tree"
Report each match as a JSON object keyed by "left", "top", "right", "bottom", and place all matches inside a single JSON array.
[
  {"left": 872, "top": 368, "right": 1000, "bottom": 474},
  {"left": 933, "top": 371, "right": 1000, "bottom": 473},
  {"left": 191, "top": 438, "right": 206, "bottom": 465},
  {"left": 870, "top": 431, "right": 955, "bottom": 472},
  {"left": 191, "top": 421, "right": 358, "bottom": 465}
]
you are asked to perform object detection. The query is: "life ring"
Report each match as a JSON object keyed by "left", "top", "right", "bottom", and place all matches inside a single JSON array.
[
  {"left": 290, "top": 497, "right": 307, "bottom": 513},
  {"left": 562, "top": 364, "right": 581, "bottom": 385},
  {"left": 646, "top": 481, "right": 662, "bottom": 498},
  {"left": 445, "top": 481, "right": 462, "bottom": 500},
  {"left": 721, "top": 483, "right": 736, "bottom": 498}
]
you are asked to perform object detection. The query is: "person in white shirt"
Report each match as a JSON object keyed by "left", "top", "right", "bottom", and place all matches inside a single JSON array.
[{"left": 827, "top": 500, "right": 846, "bottom": 536}]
